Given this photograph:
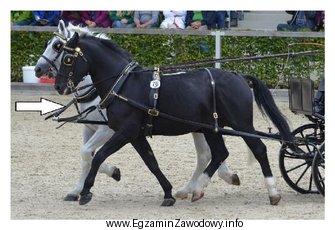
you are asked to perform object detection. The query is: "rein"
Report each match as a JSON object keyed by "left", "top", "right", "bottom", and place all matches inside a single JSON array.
[{"left": 140, "top": 50, "right": 323, "bottom": 73}]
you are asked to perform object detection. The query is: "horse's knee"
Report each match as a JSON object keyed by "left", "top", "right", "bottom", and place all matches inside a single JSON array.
[{"left": 80, "top": 146, "right": 94, "bottom": 162}]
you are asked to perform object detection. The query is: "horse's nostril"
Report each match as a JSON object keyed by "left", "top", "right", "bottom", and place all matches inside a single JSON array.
[{"left": 34, "top": 66, "right": 41, "bottom": 73}]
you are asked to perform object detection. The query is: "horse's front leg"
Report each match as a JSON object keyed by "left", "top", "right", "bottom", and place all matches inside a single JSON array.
[
  {"left": 64, "top": 127, "right": 120, "bottom": 201},
  {"left": 131, "top": 136, "right": 175, "bottom": 207},
  {"left": 79, "top": 131, "right": 129, "bottom": 205}
]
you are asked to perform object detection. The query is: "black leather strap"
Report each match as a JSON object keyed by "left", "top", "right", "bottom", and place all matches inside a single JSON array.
[{"left": 145, "top": 66, "right": 161, "bottom": 137}]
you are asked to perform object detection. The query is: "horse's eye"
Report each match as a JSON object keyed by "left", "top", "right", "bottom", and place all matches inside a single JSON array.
[
  {"left": 52, "top": 40, "right": 64, "bottom": 53},
  {"left": 63, "top": 54, "right": 74, "bottom": 66}
]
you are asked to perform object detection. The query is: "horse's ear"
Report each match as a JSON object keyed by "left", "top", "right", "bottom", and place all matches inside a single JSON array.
[
  {"left": 58, "top": 20, "right": 66, "bottom": 34},
  {"left": 67, "top": 32, "right": 80, "bottom": 47},
  {"left": 58, "top": 19, "right": 71, "bottom": 39}
]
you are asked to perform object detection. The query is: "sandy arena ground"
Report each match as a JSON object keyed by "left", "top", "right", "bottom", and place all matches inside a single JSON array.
[{"left": 11, "top": 92, "right": 324, "bottom": 220}]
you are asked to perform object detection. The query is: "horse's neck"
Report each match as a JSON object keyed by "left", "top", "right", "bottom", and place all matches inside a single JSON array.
[
  {"left": 73, "top": 74, "right": 96, "bottom": 98},
  {"left": 74, "top": 75, "right": 102, "bottom": 112},
  {"left": 74, "top": 74, "right": 92, "bottom": 91}
]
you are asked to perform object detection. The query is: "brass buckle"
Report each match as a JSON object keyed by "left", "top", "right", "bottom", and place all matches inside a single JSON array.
[{"left": 148, "top": 109, "right": 160, "bottom": 116}]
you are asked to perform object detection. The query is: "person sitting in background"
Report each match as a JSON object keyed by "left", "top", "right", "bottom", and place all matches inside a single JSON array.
[
  {"left": 216, "top": 11, "right": 229, "bottom": 30},
  {"left": 11, "top": 11, "right": 34, "bottom": 26},
  {"left": 61, "top": 11, "right": 82, "bottom": 26},
  {"left": 109, "top": 11, "right": 135, "bottom": 28},
  {"left": 160, "top": 11, "right": 186, "bottom": 29},
  {"left": 31, "top": 11, "right": 61, "bottom": 26},
  {"left": 134, "top": 11, "right": 159, "bottom": 28},
  {"left": 277, "top": 11, "right": 316, "bottom": 31},
  {"left": 185, "top": 11, "right": 216, "bottom": 30},
  {"left": 80, "top": 11, "right": 112, "bottom": 28},
  {"left": 314, "top": 11, "right": 325, "bottom": 31}
]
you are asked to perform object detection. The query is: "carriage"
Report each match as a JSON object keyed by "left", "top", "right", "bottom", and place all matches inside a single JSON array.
[
  {"left": 35, "top": 21, "right": 325, "bottom": 206},
  {"left": 279, "top": 77, "right": 325, "bottom": 196}
]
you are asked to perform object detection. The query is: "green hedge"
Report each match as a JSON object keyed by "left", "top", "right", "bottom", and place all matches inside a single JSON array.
[{"left": 11, "top": 31, "right": 324, "bottom": 87}]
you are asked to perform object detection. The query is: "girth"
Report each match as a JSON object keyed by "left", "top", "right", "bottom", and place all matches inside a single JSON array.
[{"left": 145, "top": 66, "right": 161, "bottom": 137}]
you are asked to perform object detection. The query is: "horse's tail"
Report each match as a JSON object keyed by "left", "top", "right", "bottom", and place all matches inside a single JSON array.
[{"left": 241, "top": 74, "right": 293, "bottom": 145}]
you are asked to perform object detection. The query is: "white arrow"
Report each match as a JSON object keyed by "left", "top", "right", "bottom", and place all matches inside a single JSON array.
[{"left": 15, "top": 98, "right": 65, "bottom": 116}]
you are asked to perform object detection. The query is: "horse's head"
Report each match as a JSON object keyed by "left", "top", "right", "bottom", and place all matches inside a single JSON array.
[
  {"left": 55, "top": 32, "right": 90, "bottom": 95},
  {"left": 34, "top": 20, "right": 71, "bottom": 78}
]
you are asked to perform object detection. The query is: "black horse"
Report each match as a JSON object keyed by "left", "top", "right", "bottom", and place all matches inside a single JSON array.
[{"left": 55, "top": 32, "right": 293, "bottom": 206}]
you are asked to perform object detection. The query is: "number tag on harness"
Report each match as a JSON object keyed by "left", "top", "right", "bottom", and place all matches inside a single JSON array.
[{"left": 150, "top": 80, "right": 161, "bottom": 89}]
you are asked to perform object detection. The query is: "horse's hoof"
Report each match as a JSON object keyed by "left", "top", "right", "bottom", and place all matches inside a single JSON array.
[
  {"left": 161, "top": 197, "right": 176, "bottom": 206},
  {"left": 111, "top": 168, "right": 121, "bottom": 181},
  {"left": 231, "top": 174, "right": 241, "bottom": 186},
  {"left": 64, "top": 194, "right": 79, "bottom": 201},
  {"left": 79, "top": 192, "right": 93, "bottom": 205},
  {"left": 175, "top": 191, "right": 188, "bottom": 200},
  {"left": 269, "top": 194, "right": 281, "bottom": 205},
  {"left": 191, "top": 192, "right": 204, "bottom": 202}
]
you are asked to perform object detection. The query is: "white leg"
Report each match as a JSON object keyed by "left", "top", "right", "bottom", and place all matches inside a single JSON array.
[
  {"left": 175, "top": 133, "right": 211, "bottom": 199},
  {"left": 217, "top": 161, "right": 240, "bottom": 185},
  {"left": 64, "top": 127, "right": 117, "bottom": 200},
  {"left": 176, "top": 133, "right": 240, "bottom": 199},
  {"left": 264, "top": 177, "right": 281, "bottom": 205},
  {"left": 191, "top": 173, "right": 211, "bottom": 202}
]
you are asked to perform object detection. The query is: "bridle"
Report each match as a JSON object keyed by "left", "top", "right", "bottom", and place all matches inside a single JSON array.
[{"left": 41, "top": 32, "right": 68, "bottom": 73}]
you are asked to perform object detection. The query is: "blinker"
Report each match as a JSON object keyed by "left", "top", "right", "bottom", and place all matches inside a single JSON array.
[{"left": 63, "top": 54, "right": 74, "bottom": 66}]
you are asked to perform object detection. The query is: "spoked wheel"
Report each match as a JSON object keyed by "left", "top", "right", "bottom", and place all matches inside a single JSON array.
[
  {"left": 279, "top": 123, "right": 324, "bottom": 194},
  {"left": 312, "top": 142, "right": 325, "bottom": 196}
]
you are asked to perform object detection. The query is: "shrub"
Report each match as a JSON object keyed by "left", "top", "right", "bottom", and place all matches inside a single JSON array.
[{"left": 11, "top": 31, "right": 324, "bottom": 88}]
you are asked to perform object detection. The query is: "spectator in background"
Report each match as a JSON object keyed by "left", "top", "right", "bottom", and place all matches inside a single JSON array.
[
  {"left": 185, "top": 11, "right": 216, "bottom": 30},
  {"left": 31, "top": 11, "right": 61, "bottom": 26},
  {"left": 134, "top": 11, "right": 159, "bottom": 28},
  {"left": 277, "top": 11, "right": 316, "bottom": 31},
  {"left": 160, "top": 11, "right": 187, "bottom": 29},
  {"left": 314, "top": 11, "right": 325, "bottom": 31},
  {"left": 62, "top": 11, "right": 82, "bottom": 26},
  {"left": 109, "top": 11, "right": 135, "bottom": 28},
  {"left": 11, "top": 11, "right": 34, "bottom": 26},
  {"left": 216, "top": 11, "right": 228, "bottom": 30},
  {"left": 80, "top": 11, "right": 112, "bottom": 28}
]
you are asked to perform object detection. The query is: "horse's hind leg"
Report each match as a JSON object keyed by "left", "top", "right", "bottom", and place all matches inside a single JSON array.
[
  {"left": 191, "top": 132, "right": 229, "bottom": 202},
  {"left": 175, "top": 133, "right": 239, "bottom": 200},
  {"left": 242, "top": 136, "right": 281, "bottom": 205},
  {"left": 131, "top": 136, "right": 175, "bottom": 206}
]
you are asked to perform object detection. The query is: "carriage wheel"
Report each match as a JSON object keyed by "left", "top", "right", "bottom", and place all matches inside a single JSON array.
[
  {"left": 279, "top": 123, "right": 324, "bottom": 194},
  {"left": 312, "top": 142, "right": 325, "bottom": 196}
]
